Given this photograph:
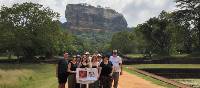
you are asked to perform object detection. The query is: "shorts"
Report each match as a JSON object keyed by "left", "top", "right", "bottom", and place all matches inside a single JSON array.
[{"left": 58, "top": 73, "right": 68, "bottom": 84}]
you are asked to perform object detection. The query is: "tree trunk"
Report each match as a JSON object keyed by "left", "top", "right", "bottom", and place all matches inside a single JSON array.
[
  {"left": 23, "top": 47, "right": 35, "bottom": 61},
  {"left": 45, "top": 51, "right": 53, "bottom": 59},
  {"left": 198, "top": 21, "right": 200, "bottom": 51},
  {"left": 8, "top": 50, "right": 11, "bottom": 59}
]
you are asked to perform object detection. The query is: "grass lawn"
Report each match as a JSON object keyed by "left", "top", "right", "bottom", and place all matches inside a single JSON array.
[
  {"left": 174, "top": 79, "right": 200, "bottom": 88},
  {"left": 125, "top": 53, "right": 200, "bottom": 59},
  {"left": 0, "top": 56, "right": 17, "bottom": 60},
  {"left": 0, "top": 63, "right": 57, "bottom": 88},
  {"left": 125, "top": 54, "right": 144, "bottom": 58},
  {"left": 128, "top": 64, "right": 200, "bottom": 69},
  {"left": 170, "top": 54, "right": 189, "bottom": 57},
  {"left": 123, "top": 67, "right": 177, "bottom": 88}
]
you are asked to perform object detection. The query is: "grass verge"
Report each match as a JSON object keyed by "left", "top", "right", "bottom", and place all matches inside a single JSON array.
[
  {"left": 0, "top": 64, "right": 57, "bottom": 88},
  {"left": 129, "top": 64, "right": 200, "bottom": 69},
  {"left": 0, "top": 56, "right": 17, "bottom": 60}
]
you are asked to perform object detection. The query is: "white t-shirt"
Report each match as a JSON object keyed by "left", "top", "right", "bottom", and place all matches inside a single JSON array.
[{"left": 109, "top": 56, "right": 122, "bottom": 72}]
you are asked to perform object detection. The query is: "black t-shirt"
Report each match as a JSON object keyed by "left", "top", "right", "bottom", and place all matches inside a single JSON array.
[
  {"left": 70, "top": 62, "right": 78, "bottom": 71},
  {"left": 58, "top": 59, "right": 68, "bottom": 74},
  {"left": 80, "top": 62, "right": 88, "bottom": 68},
  {"left": 100, "top": 61, "right": 113, "bottom": 76},
  {"left": 92, "top": 66, "right": 97, "bottom": 68}
]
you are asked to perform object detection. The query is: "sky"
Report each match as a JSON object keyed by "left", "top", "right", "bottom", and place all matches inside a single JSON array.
[{"left": 0, "top": 0, "right": 177, "bottom": 27}]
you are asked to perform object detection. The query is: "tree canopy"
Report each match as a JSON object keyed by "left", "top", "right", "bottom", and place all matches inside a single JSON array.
[{"left": 0, "top": 2, "right": 79, "bottom": 59}]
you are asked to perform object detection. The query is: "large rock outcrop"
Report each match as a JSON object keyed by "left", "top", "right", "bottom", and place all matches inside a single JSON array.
[{"left": 64, "top": 4, "right": 127, "bottom": 32}]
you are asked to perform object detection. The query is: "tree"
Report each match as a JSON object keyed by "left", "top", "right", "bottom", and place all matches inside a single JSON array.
[
  {"left": 133, "top": 11, "right": 180, "bottom": 55},
  {"left": 0, "top": 2, "right": 61, "bottom": 60},
  {"left": 175, "top": 0, "right": 200, "bottom": 51},
  {"left": 111, "top": 31, "right": 136, "bottom": 54}
]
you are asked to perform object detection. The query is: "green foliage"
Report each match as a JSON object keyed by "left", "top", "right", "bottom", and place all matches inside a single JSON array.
[
  {"left": 60, "top": 32, "right": 84, "bottom": 54},
  {"left": 75, "top": 31, "right": 112, "bottom": 53},
  {"left": 111, "top": 31, "right": 136, "bottom": 54},
  {"left": 135, "top": 11, "right": 173, "bottom": 55},
  {"left": 0, "top": 2, "right": 62, "bottom": 59},
  {"left": 110, "top": 1, "right": 200, "bottom": 55},
  {"left": 0, "top": 2, "right": 112, "bottom": 59},
  {"left": 111, "top": 11, "right": 175, "bottom": 55},
  {"left": 175, "top": 0, "right": 200, "bottom": 51},
  {"left": 111, "top": 10, "right": 197, "bottom": 55}
]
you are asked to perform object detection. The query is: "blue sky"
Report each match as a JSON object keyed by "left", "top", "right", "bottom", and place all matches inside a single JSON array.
[{"left": 0, "top": 0, "right": 177, "bottom": 27}]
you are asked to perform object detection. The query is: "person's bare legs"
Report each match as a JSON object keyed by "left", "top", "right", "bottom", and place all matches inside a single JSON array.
[
  {"left": 58, "top": 84, "right": 62, "bottom": 88},
  {"left": 112, "top": 72, "right": 119, "bottom": 88},
  {"left": 59, "top": 83, "right": 65, "bottom": 88},
  {"left": 62, "top": 83, "right": 66, "bottom": 88}
]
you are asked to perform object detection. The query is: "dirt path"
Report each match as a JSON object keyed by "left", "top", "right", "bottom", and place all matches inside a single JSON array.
[
  {"left": 65, "top": 71, "right": 163, "bottom": 88},
  {"left": 118, "top": 71, "right": 163, "bottom": 88}
]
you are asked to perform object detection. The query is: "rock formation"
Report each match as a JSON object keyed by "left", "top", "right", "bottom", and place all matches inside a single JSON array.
[{"left": 64, "top": 4, "right": 127, "bottom": 32}]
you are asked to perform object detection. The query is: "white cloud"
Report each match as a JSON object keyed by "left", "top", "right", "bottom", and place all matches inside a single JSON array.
[
  {"left": 0, "top": 0, "right": 177, "bottom": 27},
  {"left": 153, "top": 0, "right": 167, "bottom": 7},
  {"left": 122, "top": 0, "right": 176, "bottom": 27}
]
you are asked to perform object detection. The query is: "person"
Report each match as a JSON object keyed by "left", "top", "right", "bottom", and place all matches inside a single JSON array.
[
  {"left": 56, "top": 51, "right": 69, "bottom": 88},
  {"left": 85, "top": 52, "right": 90, "bottom": 56},
  {"left": 89, "top": 55, "right": 99, "bottom": 88},
  {"left": 76, "top": 54, "right": 81, "bottom": 65},
  {"left": 64, "top": 51, "right": 68, "bottom": 59},
  {"left": 91, "top": 55, "right": 99, "bottom": 68},
  {"left": 97, "top": 54, "right": 102, "bottom": 65},
  {"left": 78, "top": 56, "right": 88, "bottom": 68},
  {"left": 109, "top": 50, "right": 122, "bottom": 88},
  {"left": 99, "top": 55, "right": 113, "bottom": 88},
  {"left": 68, "top": 55, "right": 79, "bottom": 88},
  {"left": 78, "top": 56, "right": 89, "bottom": 88},
  {"left": 84, "top": 51, "right": 90, "bottom": 60}
]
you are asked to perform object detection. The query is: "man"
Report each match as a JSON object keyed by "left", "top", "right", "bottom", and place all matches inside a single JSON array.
[
  {"left": 109, "top": 50, "right": 122, "bottom": 88},
  {"left": 56, "top": 51, "right": 69, "bottom": 88}
]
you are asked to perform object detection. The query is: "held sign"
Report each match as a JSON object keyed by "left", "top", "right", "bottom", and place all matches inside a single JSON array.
[{"left": 76, "top": 68, "right": 98, "bottom": 84}]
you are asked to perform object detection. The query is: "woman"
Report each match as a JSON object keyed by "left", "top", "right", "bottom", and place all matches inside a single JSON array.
[
  {"left": 78, "top": 56, "right": 88, "bottom": 88},
  {"left": 76, "top": 54, "right": 81, "bottom": 65},
  {"left": 79, "top": 56, "right": 88, "bottom": 68},
  {"left": 99, "top": 55, "right": 113, "bottom": 88},
  {"left": 92, "top": 55, "right": 99, "bottom": 68},
  {"left": 89, "top": 55, "right": 100, "bottom": 88},
  {"left": 68, "top": 56, "right": 79, "bottom": 88},
  {"left": 97, "top": 54, "right": 102, "bottom": 65}
]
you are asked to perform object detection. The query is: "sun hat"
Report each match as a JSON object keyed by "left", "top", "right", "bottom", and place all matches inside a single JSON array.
[
  {"left": 72, "top": 55, "right": 76, "bottom": 58},
  {"left": 77, "top": 54, "right": 81, "bottom": 58},
  {"left": 113, "top": 50, "right": 118, "bottom": 53},
  {"left": 97, "top": 54, "right": 102, "bottom": 57},
  {"left": 85, "top": 52, "right": 90, "bottom": 55}
]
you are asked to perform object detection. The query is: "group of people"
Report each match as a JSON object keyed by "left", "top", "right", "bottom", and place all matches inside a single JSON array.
[{"left": 56, "top": 50, "right": 123, "bottom": 88}]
